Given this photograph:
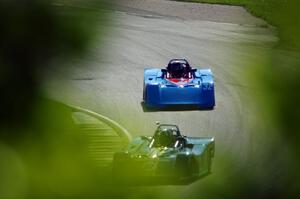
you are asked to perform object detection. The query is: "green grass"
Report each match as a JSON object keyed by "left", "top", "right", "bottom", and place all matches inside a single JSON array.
[
  {"left": 177, "top": 0, "right": 300, "bottom": 50},
  {"left": 177, "top": 0, "right": 276, "bottom": 25},
  {"left": 178, "top": 0, "right": 245, "bottom": 6}
]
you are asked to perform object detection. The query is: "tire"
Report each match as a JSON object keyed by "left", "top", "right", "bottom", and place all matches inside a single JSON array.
[
  {"left": 175, "top": 155, "right": 196, "bottom": 179},
  {"left": 207, "top": 149, "right": 213, "bottom": 173},
  {"left": 143, "top": 80, "right": 146, "bottom": 101},
  {"left": 198, "top": 105, "right": 214, "bottom": 110},
  {"left": 207, "top": 106, "right": 215, "bottom": 110}
]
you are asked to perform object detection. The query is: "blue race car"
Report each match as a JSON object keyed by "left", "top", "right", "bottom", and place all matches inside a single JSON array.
[{"left": 143, "top": 59, "right": 215, "bottom": 109}]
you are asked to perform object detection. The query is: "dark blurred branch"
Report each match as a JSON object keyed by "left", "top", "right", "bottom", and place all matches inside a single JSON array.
[{"left": 0, "top": 0, "right": 106, "bottom": 127}]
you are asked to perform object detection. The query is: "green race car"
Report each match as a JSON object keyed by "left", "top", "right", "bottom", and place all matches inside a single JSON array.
[{"left": 113, "top": 123, "right": 215, "bottom": 181}]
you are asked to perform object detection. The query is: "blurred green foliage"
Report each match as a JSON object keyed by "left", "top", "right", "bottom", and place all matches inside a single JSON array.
[
  {"left": 0, "top": 1, "right": 111, "bottom": 198},
  {"left": 1, "top": 0, "right": 300, "bottom": 199},
  {"left": 181, "top": 0, "right": 300, "bottom": 198},
  {"left": 179, "top": 0, "right": 300, "bottom": 49},
  {"left": 0, "top": 0, "right": 107, "bottom": 127}
]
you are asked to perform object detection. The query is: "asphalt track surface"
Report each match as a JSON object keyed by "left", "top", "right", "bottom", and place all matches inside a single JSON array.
[{"left": 45, "top": 0, "right": 278, "bottom": 196}]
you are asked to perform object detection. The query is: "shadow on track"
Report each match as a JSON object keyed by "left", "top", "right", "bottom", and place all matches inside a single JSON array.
[
  {"left": 112, "top": 172, "right": 211, "bottom": 186},
  {"left": 141, "top": 102, "right": 214, "bottom": 112}
]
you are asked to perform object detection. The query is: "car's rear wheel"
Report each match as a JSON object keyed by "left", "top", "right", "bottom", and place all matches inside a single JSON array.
[
  {"left": 143, "top": 81, "right": 146, "bottom": 101},
  {"left": 207, "top": 149, "right": 213, "bottom": 173},
  {"left": 175, "top": 155, "right": 197, "bottom": 179}
]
